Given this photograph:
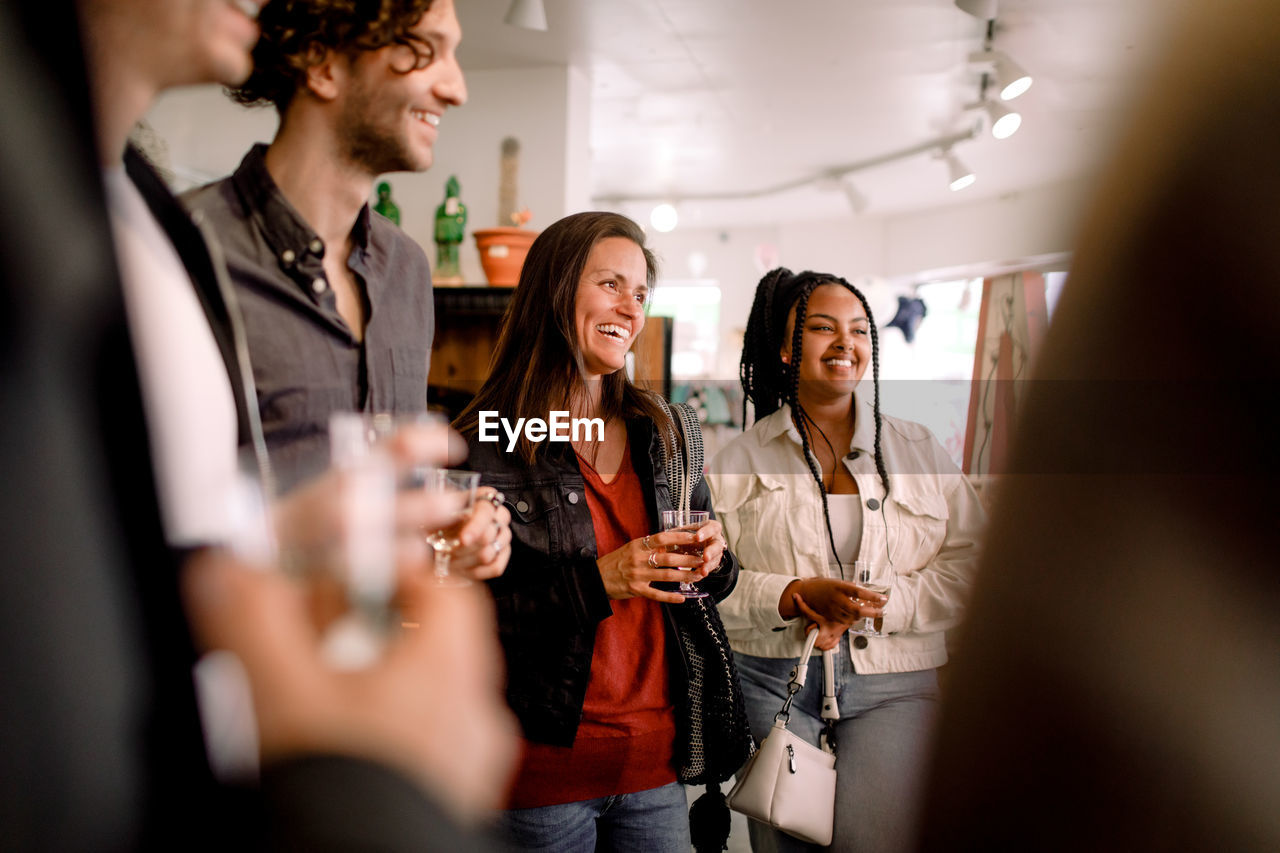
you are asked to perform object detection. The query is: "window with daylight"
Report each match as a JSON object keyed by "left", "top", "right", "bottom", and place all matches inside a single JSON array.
[
  {"left": 647, "top": 281, "right": 722, "bottom": 379},
  {"left": 876, "top": 277, "right": 984, "bottom": 469}
]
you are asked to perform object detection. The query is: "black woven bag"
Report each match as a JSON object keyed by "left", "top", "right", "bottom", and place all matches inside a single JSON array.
[{"left": 657, "top": 400, "right": 755, "bottom": 851}]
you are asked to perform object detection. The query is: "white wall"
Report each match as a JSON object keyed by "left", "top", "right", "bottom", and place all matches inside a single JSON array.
[
  {"left": 145, "top": 70, "right": 1087, "bottom": 339},
  {"left": 145, "top": 65, "right": 588, "bottom": 286},
  {"left": 645, "top": 177, "right": 1088, "bottom": 379},
  {"left": 398, "top": 65, "right": 587, "bottom": 284},
  {"left": 641, "top": 225, "right": 780, "bottom": 381},
  {"left": 145, "top": 85, "right": 279, "bottom": 184}
]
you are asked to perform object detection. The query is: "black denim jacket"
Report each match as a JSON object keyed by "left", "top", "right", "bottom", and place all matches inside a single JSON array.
[{"left": 467, "top": 415, "right": 739, "bottom": 747}]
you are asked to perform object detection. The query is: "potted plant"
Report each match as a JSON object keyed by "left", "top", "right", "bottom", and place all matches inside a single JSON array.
[{"left": 473, "top": 137, "right": 538, "bottom": 287}]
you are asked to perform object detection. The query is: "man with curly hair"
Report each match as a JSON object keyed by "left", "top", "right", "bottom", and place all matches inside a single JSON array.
[{"left": 185, "top": 0, "right": 469, "bottom": 494}]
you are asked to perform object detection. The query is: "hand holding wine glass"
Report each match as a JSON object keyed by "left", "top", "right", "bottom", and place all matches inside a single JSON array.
[
  {"left": 435, "top": 487, "right": 512, "bottom": 582},
  {"left": 661, "top": 509, "right": 712, "bottom": 599},
  {"left": 848, "top": 560, "right": 894, "bottom": 637},
  {"left": 782, "top": 576, "right": 887, "bottom": 649},
  {"left": 421, "top": 469, "right": 481, "bottom": 587},
  {"left": 596, "top": 525, "right": 714, "bottom": 603}
]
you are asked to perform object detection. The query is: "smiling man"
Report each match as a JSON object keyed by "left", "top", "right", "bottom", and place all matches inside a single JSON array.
[{"left": 184, "top": 0, "right": 467, "bottom": 493}]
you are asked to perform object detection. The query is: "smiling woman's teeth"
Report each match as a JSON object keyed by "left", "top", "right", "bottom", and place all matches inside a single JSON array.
[
  {"left": 825, "top": 358, "right": 853, "bottom": 367},
  {"left": 410, "top": 110, "right": 440, "bottom": 127},
  {"left": 596, "top": 324, "right": 627, "bottom": 339}
]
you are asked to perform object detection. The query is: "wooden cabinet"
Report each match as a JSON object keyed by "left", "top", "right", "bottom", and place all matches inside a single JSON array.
[{"left": 429, "top": 286, "right": 671, "bottom": 419}]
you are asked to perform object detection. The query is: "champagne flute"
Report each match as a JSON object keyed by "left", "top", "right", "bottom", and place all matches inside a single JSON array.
[
  {"left": 660, "top": 509, "right": 711, "bottom": 600},
  {"left": 848, "top": 559, "right": 893, "bottom": 637},
  {"left": 422, "top": 468, "right": 480, "bottom": 587}
]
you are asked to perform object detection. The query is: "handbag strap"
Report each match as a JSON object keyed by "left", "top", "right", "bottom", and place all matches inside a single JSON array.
[
  {"left": 775, "top": 629, "right": 821, "bottom": 723},
  {"left": 776, "top": 632, "right": 841, "bottom": 757},
  {"left": 821, "top": 649, "right": 840, "bottom": 722}
]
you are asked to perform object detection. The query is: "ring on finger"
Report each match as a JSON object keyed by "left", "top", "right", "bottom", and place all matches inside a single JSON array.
[
  {"left": 642, "top": 534, "right": 653, "bottom": 550},
  {"left": 485, "top": 491, "right": 505, "bottom": 509},
  {"left": 647, "top": 550, "right": 659, "bottom": 568}
]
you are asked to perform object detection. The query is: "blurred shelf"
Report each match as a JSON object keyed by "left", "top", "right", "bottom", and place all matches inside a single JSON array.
[{"left": 433, "top": 285, "right": 515, "bottom": 316}]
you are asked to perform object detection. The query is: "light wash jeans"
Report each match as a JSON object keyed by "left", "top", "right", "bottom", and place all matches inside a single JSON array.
[
  {"left": 497, "top": 781, "right": 690, "bottom": 852},
  {"left": 734, "top": 643, "right": 939, "bottom": 853}
]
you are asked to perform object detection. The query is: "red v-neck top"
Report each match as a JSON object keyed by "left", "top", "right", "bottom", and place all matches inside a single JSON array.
[{"left": 506, "top": 439, "right": 677, "bottom": 808}]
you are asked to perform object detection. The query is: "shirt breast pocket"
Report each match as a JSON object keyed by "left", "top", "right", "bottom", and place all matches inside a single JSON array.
[
  {"left": 501, "top": 485, "right": 562, "bottom": 559},
  {"left": 391, "top": 346, "right": 428, "bottom": 408},
  {"left": 888, "top": 491, "right": 950, "bottom": 567},
  {"left": 735, "top": 475, "right": 813, "bottom": 565}
]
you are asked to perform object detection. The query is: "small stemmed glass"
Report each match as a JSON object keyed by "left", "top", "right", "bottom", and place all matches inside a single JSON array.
[
  {"left": 847, "top": 560, "right": 893, "bottom": 637},
  {"left": 420, "top": 468, "right": 480, "bottom": 587},
  {"left": 660, "top": 509, "right": 711, "bottom": 600}
]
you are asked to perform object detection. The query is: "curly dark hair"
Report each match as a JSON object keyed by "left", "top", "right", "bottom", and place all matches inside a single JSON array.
[
  {"left": 231, "top": 0, "right": 437, "bottom": 112},
  {"left": 740, "top": 267, "right": 888, "bottom": 578}
]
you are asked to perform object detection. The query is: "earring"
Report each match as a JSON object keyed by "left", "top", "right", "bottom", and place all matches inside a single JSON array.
[{"left": 781, "top": 355, "right": 790, "bottom": 364}]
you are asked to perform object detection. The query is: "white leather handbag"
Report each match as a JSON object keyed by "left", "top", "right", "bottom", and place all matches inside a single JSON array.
[{"left": 726, "top": 630, "right": 838, "bottom": 846}]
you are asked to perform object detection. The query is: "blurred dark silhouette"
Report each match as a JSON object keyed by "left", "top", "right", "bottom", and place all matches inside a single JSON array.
[
  {"left": 919, "top": 0, "right": 1280, "bottom": 850},
  {"left": 1, "top": 1, "right": 154, "bottom": 845},
  {"left": 0, "top": 0, "right": 511, "bottom": 849}
]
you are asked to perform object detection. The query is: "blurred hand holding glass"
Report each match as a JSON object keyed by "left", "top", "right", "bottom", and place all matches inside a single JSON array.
[{"left": 322, "top": 412, "right": 402, "bottom": 667}]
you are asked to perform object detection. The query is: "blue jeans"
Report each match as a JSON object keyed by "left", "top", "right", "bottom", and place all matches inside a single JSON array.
[
  {"left": 734, "top": 645, "right": 939, "bottom": 853},
  {"left": 497, "top": 781, "right": 690, "bottom": 852}
]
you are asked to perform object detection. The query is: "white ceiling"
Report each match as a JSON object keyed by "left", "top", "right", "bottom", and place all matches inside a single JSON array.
[{"left": 456, "top": 0, "right": 1182, "bottom": 228}]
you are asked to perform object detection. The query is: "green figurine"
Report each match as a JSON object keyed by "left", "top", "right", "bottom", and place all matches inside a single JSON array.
[
  {"left": 373, "top": 180, "right": 400, "bottom": 226},
  {"left": 433, "top": 174, "right": 467, "bottom": 284}
]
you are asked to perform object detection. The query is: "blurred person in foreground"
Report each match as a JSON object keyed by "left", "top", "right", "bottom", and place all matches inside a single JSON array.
[
  {"left": 0, "top": 0, "right": 514, "bottom": 848},
  {"left": 709, "top": 269, "right": 984, "bottom": 852},
  {"left": 918, "top": 0, "right": 1280, "bottom": 850}
]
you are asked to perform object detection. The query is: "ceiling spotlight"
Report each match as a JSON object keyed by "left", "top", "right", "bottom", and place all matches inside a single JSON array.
[
  {"left": 994, "top": 54, "right": 1032, "bottom": 100},
  {"left": 650, "top": 203, "right": 678, "bottom": 233},
  {"left": 504, "top": 0, "right": 547, "bottom": 31},
  {"left": 970, "top": 50, "right": 1033, "bottom": 101},
  {"left": 943, "top": 151, "right": 976, "bottom": 191},
  {"left": 955, "top": 0, "right": 998, "bottom": 20},
  {"left": 978, "top": 99, "right": 1022, "bottom": 139}
]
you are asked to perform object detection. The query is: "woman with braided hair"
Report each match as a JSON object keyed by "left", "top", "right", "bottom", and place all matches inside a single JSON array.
[{"left": 709, "top": 268, "right": 985, "bottom": 852}]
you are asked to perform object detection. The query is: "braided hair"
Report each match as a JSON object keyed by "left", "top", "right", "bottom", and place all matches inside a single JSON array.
[{"left": 739, "top": 268, "right": 889, "bottom": 577}]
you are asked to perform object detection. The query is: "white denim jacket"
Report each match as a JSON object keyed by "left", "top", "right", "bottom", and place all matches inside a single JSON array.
[{"left": 708, "top": 401, "right": 985, "bottom": 674}]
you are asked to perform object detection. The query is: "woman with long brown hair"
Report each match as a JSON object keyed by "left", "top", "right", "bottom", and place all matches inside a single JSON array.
[{"left": 456, "top": 211, "right": 742, "bottom": 852}]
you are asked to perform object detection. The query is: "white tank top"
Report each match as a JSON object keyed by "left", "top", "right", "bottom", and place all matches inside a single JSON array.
[{"left": 825, "top": 493, "right": 864, "bottom": 571}]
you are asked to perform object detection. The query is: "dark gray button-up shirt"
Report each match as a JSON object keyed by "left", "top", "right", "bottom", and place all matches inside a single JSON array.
[{"left": 183, "top": 145, "right": 434, "bottom": 492}]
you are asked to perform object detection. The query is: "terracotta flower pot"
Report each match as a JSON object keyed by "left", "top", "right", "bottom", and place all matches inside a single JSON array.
[{"left": 473, "top": 227, "right": 538, "bottom": 287}]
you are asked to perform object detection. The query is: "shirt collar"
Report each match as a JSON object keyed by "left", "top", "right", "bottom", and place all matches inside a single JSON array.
[
  {"left": 231, "top": 144, "right": 374, "bottom": 268},
  {"left": 758, "top": 393, "right": 879, "bottom": 455}
]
